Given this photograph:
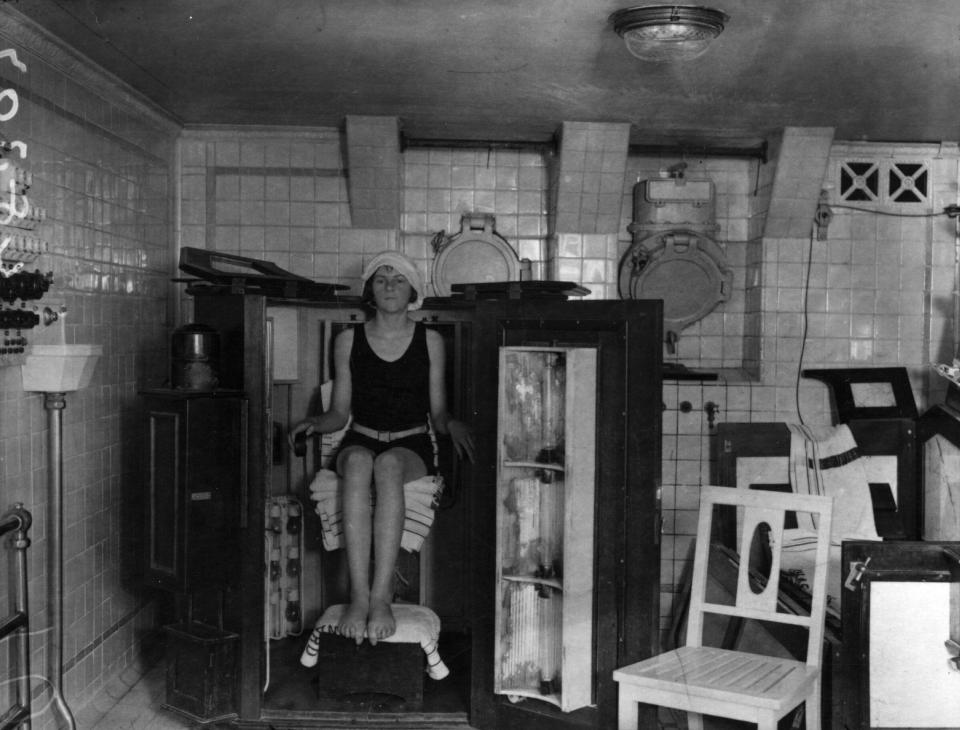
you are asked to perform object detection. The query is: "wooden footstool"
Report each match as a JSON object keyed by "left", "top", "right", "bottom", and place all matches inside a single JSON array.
[
  {"left": 301, "top": 603, "right": 449, "bottom": 710},
  {"left": 312, "top": 633, "right": 424, "bottom": 708}
]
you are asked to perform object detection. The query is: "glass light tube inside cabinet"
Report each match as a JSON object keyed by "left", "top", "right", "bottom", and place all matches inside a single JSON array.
[{"left": 494, "top": 346, "right": 597, "bottom": 712}]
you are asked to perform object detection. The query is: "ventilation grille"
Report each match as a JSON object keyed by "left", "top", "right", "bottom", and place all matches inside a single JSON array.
[{"left": 839, "top": 160, "right": 929, "bottom": 204}]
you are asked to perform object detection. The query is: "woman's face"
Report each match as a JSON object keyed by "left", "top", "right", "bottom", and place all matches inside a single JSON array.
[{"left": 370, "top": 265, "right": 414, "bottom": 312}]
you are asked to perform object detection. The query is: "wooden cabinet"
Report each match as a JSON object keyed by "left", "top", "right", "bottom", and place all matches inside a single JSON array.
[
  {"left": 142, "top": 390, "right": 247, "bottom": 593},
  {"left": 187, "top": 290, "right": 662, "bottom": 730},
  {"left": 841, "top": 540, "right": 960, "bottom": 728},
  {"left": 469, "top": 299, "right": 662, "bottom": 730},
  {"left": 919, "top": 391, "right": 960, "bottom": 540}
]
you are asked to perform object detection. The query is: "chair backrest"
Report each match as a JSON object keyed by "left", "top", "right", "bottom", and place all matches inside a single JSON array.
[{"left": 686, "top": 486, "right": 834, "bottom": 667}]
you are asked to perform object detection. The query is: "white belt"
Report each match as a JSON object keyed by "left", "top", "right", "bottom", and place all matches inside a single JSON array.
[{"left": 351, "top": 423, "right": 429, "bottom": 442}]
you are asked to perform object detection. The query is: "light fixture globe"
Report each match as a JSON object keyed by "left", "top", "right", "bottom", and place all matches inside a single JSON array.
[{"left": 610, "top": 5, "right": 729, "bottom": 62}]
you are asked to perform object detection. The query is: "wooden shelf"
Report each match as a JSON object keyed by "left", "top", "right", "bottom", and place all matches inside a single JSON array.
[
  {"left": 501, "top": 461, "right": 564, "bottom": 472},
  {"left": 501, "top": 574, "right": 563, "bottom": 592}
]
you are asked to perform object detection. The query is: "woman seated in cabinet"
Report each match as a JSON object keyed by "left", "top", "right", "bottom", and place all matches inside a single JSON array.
[{"left": 290, "top": 251, "right": 474, "bottom": 645}]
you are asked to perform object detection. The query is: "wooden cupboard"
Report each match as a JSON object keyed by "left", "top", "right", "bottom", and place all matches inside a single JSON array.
[
  {"left": 468, "top": 298, "right": 662, "bottom": 730},
  {"left": 185, "top": 289, "right": 662, "bottom": 729},
  {"left": 141, "top": 389, "right": 247, "bottom": 593},
  {"left": 841, "top": 540, "right": 960, "bottom": 728}
]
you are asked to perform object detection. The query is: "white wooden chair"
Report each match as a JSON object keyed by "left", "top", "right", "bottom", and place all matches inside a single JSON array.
[{"left": 613, "top": 485, "right": 833, "bottom": 730}]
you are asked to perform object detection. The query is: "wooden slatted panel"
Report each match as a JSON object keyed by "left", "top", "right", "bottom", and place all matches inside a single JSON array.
[
  {"left": 700, "top": 602, "right": 812, "bottom": 627},
  {"left": 615, "top": 647, "right": 814, "bottom": 709}
]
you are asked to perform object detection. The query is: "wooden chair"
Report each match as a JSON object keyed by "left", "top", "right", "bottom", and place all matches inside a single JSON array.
[{"left": 614, "top": 485, "right": 833, "bottom": 730}]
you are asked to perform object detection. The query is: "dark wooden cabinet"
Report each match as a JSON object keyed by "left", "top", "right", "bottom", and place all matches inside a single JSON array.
[
  {"left": 187, "top": 290, "right": 662, "bottom": 730},
  {"left": 841, "top": 540, "right": 960, "bottom": 729},
  {"left": 468, "top": 299, "right": 662, "bottom": 730},
  {"left": 142, "top": 390, "right": 247, "bottom": 593}
]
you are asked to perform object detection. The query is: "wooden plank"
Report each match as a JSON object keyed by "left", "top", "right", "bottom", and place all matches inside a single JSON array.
[{"left": 561, "top": 347, "right": 597, "bottom": 712}]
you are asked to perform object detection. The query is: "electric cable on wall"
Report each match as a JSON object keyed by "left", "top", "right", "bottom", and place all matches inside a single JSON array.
[
  {"left": 795, "top": 224, "right": 817, "bottom": 426},
  {"left": 794, "top": 202, "right": 959, "bottom": 424}
]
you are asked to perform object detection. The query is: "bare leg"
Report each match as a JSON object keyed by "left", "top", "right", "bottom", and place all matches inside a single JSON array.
[
  {"left": 367, "top": 448, "right": 426, "bottom": 644},
  {"left": 337, "top": 446, "right": 375, "bottom": 644}
]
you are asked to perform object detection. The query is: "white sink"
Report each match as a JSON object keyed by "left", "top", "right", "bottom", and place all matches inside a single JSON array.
[{"left": 21, "top": 344, "right": 102, "bottom": 392}]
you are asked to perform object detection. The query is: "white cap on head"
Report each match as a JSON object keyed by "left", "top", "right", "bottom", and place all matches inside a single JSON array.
[{"left": 361, "top": 250, "right": 425, "bottom": 311}]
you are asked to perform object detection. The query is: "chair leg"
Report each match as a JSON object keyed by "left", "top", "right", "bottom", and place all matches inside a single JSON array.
[
  {"left": 757, "top": 711, "right": 776, "bottom": 730},
  {"left": 806, "top": 680, "right": 822, "bottom": 730},
  {"left": 617, "top": 691, "right": 639, "bottom": 730},
  {"left": 686, "top": 711, "right": 704, "bottom": 730}
]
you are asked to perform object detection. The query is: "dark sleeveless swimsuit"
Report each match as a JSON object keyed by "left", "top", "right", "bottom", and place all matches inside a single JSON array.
[{"left": 335, "top": 321, "right": 436, "bottom": 474}]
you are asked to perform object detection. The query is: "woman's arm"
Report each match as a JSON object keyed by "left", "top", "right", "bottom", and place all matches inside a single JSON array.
[
  {"left": 426, "top": 328, "right": 475, "bottom": 462},
  {"left": 288, "top": 328, "right": 353, "bottom": 446}
]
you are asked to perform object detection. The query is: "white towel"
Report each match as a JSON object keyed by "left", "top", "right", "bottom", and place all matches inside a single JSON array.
[
  {"left": 309, "top": 468, "right": 444, "bottom": 553},
  {"left": 299, "top": 603, "right": 449, "bottom": 680},
  {"left": 785, "top": 423, "right": 880, "bottom": 602},
  {"left": 786, "top": 423, "right": 879, "bottom": 543}
]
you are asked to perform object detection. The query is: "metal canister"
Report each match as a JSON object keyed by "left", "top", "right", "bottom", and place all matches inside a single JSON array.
[{"left": 170, "top": 323, "right": 220, "bottom": 390}]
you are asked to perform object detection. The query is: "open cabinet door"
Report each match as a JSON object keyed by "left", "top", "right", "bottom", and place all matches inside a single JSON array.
[
  {"left": 842, "top": 540, "right": 960, "bottom": 729},
  {"left": 469, "top": 299, "right": 662, "bottom": 730}
]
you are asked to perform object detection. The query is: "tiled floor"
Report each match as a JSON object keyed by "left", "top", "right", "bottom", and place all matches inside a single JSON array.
[
  {"left": 92, "top": 628, "right": 474, "bottom": 728},
  {"left": 90, "top": 662, "right": 194, "bottom": 730}
]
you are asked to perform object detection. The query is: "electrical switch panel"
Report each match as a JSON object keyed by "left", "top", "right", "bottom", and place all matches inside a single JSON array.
[
  {"left": 0, "top": 269, "right": 54, "bottom": 364},
  {"left": 0, "top": 298, "right": 64, "bottom": 366},
  {"left": 0, "top": 269, "right": 52, "bottom": 303},
  {"left": 0, "top": 81, "right": 55, "bottom": 369},
  {"left": 265, "top": 496, "right": 305, "bottom": 639}
]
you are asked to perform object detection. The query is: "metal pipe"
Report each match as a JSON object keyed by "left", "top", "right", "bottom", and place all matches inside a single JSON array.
[
  {"left": 400, "top": 136, "right": 554, "bottom": 153},
  {"left": 953, "top": 157, "right": 960, "bottom": 357},
  {"left": 13, "top": 505, "right": 32, "bottom": 730},
  {"left": 629, "top": 141, "right": 768, "bottom": 162},
  {"left": 0, "top": 504, "right": 34, "bottom": 729},
  {"left": 44, "top": 392, "right": 76, "bottom": 730},
  {"left": 400, "top": 134, "right": 768, "bottom": 161}
]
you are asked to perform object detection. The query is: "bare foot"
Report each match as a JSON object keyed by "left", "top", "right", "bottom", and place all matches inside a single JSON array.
[
  {"left": 366, "top": 598, "right": 395, "bottom": 645},
  {"left": 338, "top": 599, "right": 369, "bottom": 645}
]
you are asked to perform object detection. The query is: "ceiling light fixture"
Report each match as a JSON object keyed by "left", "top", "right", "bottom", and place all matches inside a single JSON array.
[{"left": 610, "top": 5, "right": 729, "bottom": 62}]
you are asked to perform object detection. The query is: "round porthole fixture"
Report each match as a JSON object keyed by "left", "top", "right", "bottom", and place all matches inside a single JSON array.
[
  {"left": 610, "top": 5, "right": 729, "bottom": 62},
  {"left": 430, "top": 213, "right": 521, "bottom": 297},
  {"left": 618, "top": 229, "right": 733, "bottom": 345}
]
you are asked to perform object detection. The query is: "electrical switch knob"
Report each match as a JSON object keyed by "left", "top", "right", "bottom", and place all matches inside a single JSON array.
[
  {"left": 269, "top": 504, "right": 282, "bottom": 532},
  {"left": 286, "top": 502, "right": 301, "bottom": 534},
  {"left": 0, "top": 270, "right": 52, "bottom": 303},
  {"left": 0, "top": 308, "right": 39, "bottom": 329},
  {"left": 286, "top": 546, "right": 300, "bottom": 577},
  {"left": 285, "top": 589, "right": 301, "bottom": 626},
  {"left": 269, "top": 548, "right": 281, "bottom": 581}
]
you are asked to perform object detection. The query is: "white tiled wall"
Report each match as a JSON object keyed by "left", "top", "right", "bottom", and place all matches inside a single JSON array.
[
  {"left": 178, "top": 131, "right": 551, "bottom": 309},
  {"left": 656, "top": 141, "right": 958, "bottom": 640},
  {"left": 0, "top": 11, "right": 176, "bottom": 727},
  {"left": 179, "top": 130, "right": 960, "bottom": 644},
  {"left": 402, "top": 146, "right": 550, "bottom": 280}
]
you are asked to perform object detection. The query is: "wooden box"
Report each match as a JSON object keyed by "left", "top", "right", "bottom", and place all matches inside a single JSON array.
[
  {"left": 164, "top": 621, "right": 238, "bottom": 724},
  {"left": 313, "top": 634, "right": 424, "bottom": 709}
]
